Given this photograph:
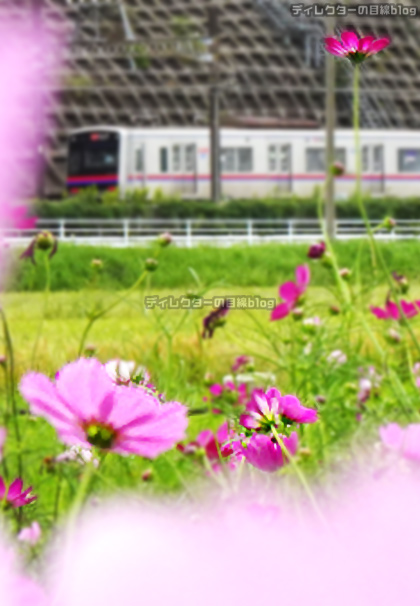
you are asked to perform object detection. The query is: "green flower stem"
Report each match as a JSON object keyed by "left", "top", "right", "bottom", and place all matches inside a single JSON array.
[
  {"left": 69, "top": 460, "right": 95, "bottom": 522},
  {"left": 352, "top": 65, "right": 420, "bottom": 358},
  {"left": 271, "top": 425, "right": 327, "bottom": 527},
  {"left": 353, "top": 65, "right": 377, "bottom": 270},
  {"left": 31, "top": 254, "right": 50, "bottom": 368},
  {"left": 316, "top": 187, "right": 351, "bottom": 307},
  {"left": 78, "top": 266, "right": 150, "bottom": 357},
  {"left": 0, "top": 309, "right": 22, "bottom": 479}
]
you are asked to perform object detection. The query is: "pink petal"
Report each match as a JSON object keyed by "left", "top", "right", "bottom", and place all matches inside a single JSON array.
[
  {"left": 401, "top": 300, "right": 418, "bottom": 319},
  {"left": 196, "top": 430, "right": 213, "bottom": 448},
  {"left": 358, "top": 36, "right": 375, "bottom": 53},
  {"left": 380, "top": 423, "right": 404, "bottom": 451},
  {"left": 271, "top": 302, "right": 292, "bottom": 321},
  {"left": 325, "top": 38, "right": 347, "bottom": 56},
  {"left": 295, "top": 264, "right": 310, "bottom": 292},
  {"left": 283, "top": 431, "right": 298, "bottom": 456},
  {"left": 341, "top": 31, "right": 359, "bottom": 53},
  {"left": 7, "top": 478, "right": 23, "bottom": 501},
  {"left": 368, "top": 38, "right": 390, "bottom": 55},
  {"left": 216, "top": 422, "right": 229, "bottom": 444},
  {"left": 370, "top": 306, "right": 389, "bottom": 320},
  {"left": 19, "top": 372, "right": 77, "bottom": 432},
  {"left": 56, "top": 358, "right": 116, "bottom": 421},
  {"left": 401, "top": 425, "right": 420, "bottom": 462},
  {"left": 279, "top": 281, "right": 300, "bottom": 303},
  {"left": 209, "top": 384, "right": 223, "bottom": 397},
  {"left": 280, "top": 395, "right": 318, "bottom": 424},
  {"left": 0, "top": 477, "right": 5, "bottom": 500},
  {"left": 386, "top": 302, "right": 400, "bottom": 320}
]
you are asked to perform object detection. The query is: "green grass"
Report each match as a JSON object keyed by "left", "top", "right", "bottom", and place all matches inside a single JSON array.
[{"left": 8, "top": 239, "right": 420, "bottom": 291}]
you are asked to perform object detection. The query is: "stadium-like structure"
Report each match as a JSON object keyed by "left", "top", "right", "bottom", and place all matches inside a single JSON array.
[{"left": 2, "top": 0, "right": 420, "bottom": 196}]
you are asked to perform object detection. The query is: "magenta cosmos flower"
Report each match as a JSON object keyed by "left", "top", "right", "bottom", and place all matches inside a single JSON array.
[
  {"left": 370, "top": 299, "right": 419, "bottom": 320},
  {"left": 271, "top": 265, "right": 310, "bottom": 321},
  {"left": 19, "top": 358, "right": 188, "bottom": 458},
  {"left": 235, "top": 432, "right": 298, "bottom": 472},
  {"left": 0, "top": 477, "right": 36, "bottom": 509},
  {"left": 240, "top": 388, "right": 317, "bottom": 431},
  {"left": 325, "top": 31, "right": 390, "bottom": 64}
]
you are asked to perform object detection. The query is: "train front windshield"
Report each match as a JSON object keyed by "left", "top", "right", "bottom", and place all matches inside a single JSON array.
[{"left": 67, "top": 131, "right": 120, "bottom": 190}]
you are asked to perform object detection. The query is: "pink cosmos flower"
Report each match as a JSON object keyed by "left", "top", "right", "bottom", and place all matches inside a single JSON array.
[
  {"left": 240, "top": 388, "right": 317, "bottom": 431},
  {"left": 232, "top": 355, "right": 253, "bottom": 373},
  {"left": 235, "top": 432, "right": 298, "bottom": 472},
  {"left": 325, "top": 31, "right": 390, "bottom": 64},
  {"left": 380, "top": 423, "right": 420, "bottom": 462},
  {"left": 19, "top": 358, "right": 188, "bottom": 458},
  {"left": 207, "top": 380, "right": 248, "bottom": 414},
  {"left": 17, "top": 522, "right": 41, "bottom": 546},
  {"left": 0, "top": 478, "right": 36, "bottom": 509},
  {"left": 271, "top": 265, "right": 310, "bottom": 321},
  {"left": 370, "top": 299, "right": 419, "bottom": 320}
]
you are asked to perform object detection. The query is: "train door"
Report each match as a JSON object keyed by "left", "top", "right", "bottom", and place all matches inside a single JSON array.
[
  {"left": 268, "top": 143, "right": 292, "bottom": 192},
  {"left": 172, "top": 143, "right": 197, "bottom": 195},
  {"left": 131, "top": 142, "right": 146, "bottom": 189},
  {"left": 362, "top": 144, "right": 384, "bottom": 193}
]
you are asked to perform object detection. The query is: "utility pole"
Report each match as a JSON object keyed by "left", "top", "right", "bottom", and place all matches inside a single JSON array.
[
  {"left": 208, "top": 6, "right": 221, "bottom": 203},
  {"left": 325, "top": 15, "right": 336, "bottom": 240}
]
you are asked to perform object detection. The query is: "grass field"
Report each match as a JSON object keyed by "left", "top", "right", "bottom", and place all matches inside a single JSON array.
[{"left": 8, "top": 239, "right": 420, "bottom": 291}]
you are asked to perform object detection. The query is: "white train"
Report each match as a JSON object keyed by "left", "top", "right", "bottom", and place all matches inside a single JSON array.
[{"left": 67, "top": 126, "right": 420, "bottom": 198}]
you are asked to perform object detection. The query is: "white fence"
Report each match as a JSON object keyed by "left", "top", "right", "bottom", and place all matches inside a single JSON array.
[{"left": 4, "top": 218, "right": 416, "bottom": 247}]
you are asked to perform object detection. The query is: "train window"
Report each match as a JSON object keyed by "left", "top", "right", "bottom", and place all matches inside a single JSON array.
[
  {"left": 238, "top": 148, "right": 253, "bottom": 172},
  {"left": 398, "top": 149, "right": 420, "bottom": 173},
  {"left": 306, "top": 148, "right": 346, "bottom": 172},
  {"left": 185, "top": 145, "right": 196, "bottom": 173},
  {"left": 221, "top": 147, "right": 253, "bottom": 172},
  {"left": 268, "top": 145, "right": 291, "bottom": 173},
  {"left": 172, "top": 145, "right": 181, "bottom": 173},
  {"left": 221, "top": 149, "right": 236, "bottom": 172},
  {"left": 306, "top": 149, "right": 324, "bottom": 172},
  {"left": 135, "top": 148, "right": 144, "bottom": 173},
  {"left": 160, "top": 148, "right": 169, "bottom": 173},
  {"left": 362, "top": 146, "right": 369, "bottom": 172},
  {"left": 373, "top": 146, "right": 383, "bottom": 173}
]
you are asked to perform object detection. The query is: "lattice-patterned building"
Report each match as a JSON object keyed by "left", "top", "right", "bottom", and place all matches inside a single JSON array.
[{"left": 2, "top": 0, "right": 420, "bottom": 196}]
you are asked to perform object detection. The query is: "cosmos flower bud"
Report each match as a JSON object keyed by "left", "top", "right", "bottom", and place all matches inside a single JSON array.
[
  {"left": 292, "top": 307, "right": 304, "bottom": 320},
  {"left": 36, "top": 231, "right": 55, "bottom": 251},
  {"left": 307, "top": 241, "right": 326, "bottom": 260},
  {"left": 20, "top": 230, "right": 58, "bottom": 264},
  {"left": 339, "top": 268, "right": 352, "bottom": 281},
  {"left": 386, "top": 328, "right": 401, "bottom": 344},
  {"left": 299, "top": 447, "right": 311, "bottom": 457},
  {"left": 141, "top": 469, "right": 153, "bottom": 482},
  {"left": 204, "top": 372, "right": 215, "bottom": 386},
  {"left": 145, "top": 258, "right": 158, "bottom": 272},
  {"left": 0, "top": 356, "right": 6, "bottom": 367},
  {"left": 392, "top": 272, "right": 409, "bottom": 294},
  {"left": 315, "top": 395, "right": 326, "bottom": 405},
  {"left": 157, "top": 232, "right": 173, "bottom": 247},
  {"left": 329, "top": 305, "right": 341, "bottom": 315},
  {"left": 84, "top": 344, "right": 96, "bottom": 358},
  {"left": 382, "top": 216, "right": 396, "bottom": 232},
  {"left": 330, "top": 161, "right": 345, "bottom": 177},
  {"left": 91, "top": 258, "right": 103, "bottom": 270}
]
